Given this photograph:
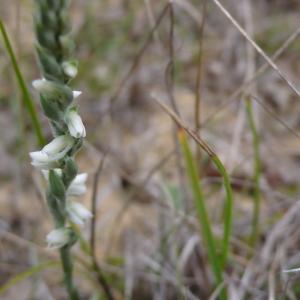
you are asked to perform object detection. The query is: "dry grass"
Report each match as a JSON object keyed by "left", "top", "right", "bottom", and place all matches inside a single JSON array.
[{"left": 1, "top": 0, "right": 300, "bottom": 299}]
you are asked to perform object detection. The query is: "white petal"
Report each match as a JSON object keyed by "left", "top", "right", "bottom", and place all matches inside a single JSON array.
[
  {"left": 32, "top": 78, "right": 47, "bottom": 92},
  {"left": 29, "top": 151, "right": 58, "bottom": 170},
  {"left": 67, "top": 202, "right": 92, "bottom": 225},
  {"left": 46, "top": 228, "right": 70, "bottom": 248},
  {"left": 43, "top": 135, "right": 73, "bottom": 155},
  {"left": 65, "top": 111, "right": 86, "bottom": 138},
  {"left": 72, "top": 173, "right": 88, "bottom": 185},
  {"left": 67, "top": 183, "right": 87, "bottom": 196},
  {"left": 73, "top": 91, "right": 82, "bottom": 98},
  {"left": 62, "top": 63, "right": 78, "bottom": 78},
  {"left": 29, "top": 151, "right": 49, "bottom": 162}
]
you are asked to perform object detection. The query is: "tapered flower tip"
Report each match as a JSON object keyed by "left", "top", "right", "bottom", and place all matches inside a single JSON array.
[
  {"left": 29, "top": 150, "right": 48, "bottom": 161},
  {"left": 46, "top": 228, "right": 71, "bottom": 248},
  {"left": 67, "top": 202, "right": 92, "bottom": 225},
  {"left": 73, "top": 91, "right": 82, "bottom": 98},
  {"left": 29, "top": 151, "right": 58, "bottom": 170}
]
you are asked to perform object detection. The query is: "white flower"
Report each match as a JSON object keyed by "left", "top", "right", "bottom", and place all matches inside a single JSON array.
[
  {"left": 62, "top": 62, "right": 78, "bottom": 78},
  {"left": 67, "top": 173, "right": 88, "bottom": 196},
  {"left": 30, "top": 136, "right": 73, "bottom": 170},
  {"left": 46, "top": 228, "right": 71, "bottom": 248},
  {"left": 67, "top": 201, "right": 92, "bottom": 225},
  {"left": 65, "top": 110, "right": 86, "bottom": 138},
  {"left": 73, "top": 91, "right": 82, "bottom": 98},
  {"left": 42, "top": 135, "right": 74, "bottom": 160},
  {"left": 32, "top": 78, "right": 48, "bottom": 92},
  {"left": 29, "top": 151, "right": 58, "bottom": 170}
]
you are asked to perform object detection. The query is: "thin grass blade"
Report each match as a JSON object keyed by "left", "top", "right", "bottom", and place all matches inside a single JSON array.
[
  {"left": 178, "top": 129, "right": 226, "bottom": 300},
  {"left": 0, "top": 261, "right": 59, "bottom": 294},
  {"left": 211, "top": 155, "right": 234, "bottom": 269},
  {"left": 0, "top": 20, "right": 45, "bottom": 146}
]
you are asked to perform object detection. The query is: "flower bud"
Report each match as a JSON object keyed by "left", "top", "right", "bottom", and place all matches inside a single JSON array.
[
  {"left": 67, "top": 201, "right": 92, "bottom": 225},
  {"left": 62, "top": 61, "right": 78, "bottom": 78},
  {"left": 65, "top": 110, "right": 86, "bottom": 138},
  {"left": 46, "top": 228, "right": 72, "bottom": 248}
]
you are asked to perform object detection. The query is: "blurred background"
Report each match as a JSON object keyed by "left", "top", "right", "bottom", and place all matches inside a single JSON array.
[{"left": 1, "top": 0, "right": 300, "bottom": 299}]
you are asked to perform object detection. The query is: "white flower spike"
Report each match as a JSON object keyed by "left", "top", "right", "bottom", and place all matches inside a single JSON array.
[
  {"left": 46, "top": 228, "right": 71, "bottom": 248},
  {"left": 67, "top": 201, "right": 92, "bottom": 225},
  {"left": 65, "top": 110, "right": 86, "bottom": 138}
]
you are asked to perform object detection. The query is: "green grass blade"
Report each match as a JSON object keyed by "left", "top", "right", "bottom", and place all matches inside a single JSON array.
[
  {"left": 0, "top": 20, "right": 45, "bottom": 146},
  {"left": 245, "top": 97, "right": 262, "bottom": 247},
  {"left": 0, "top": 261, "right": 59, "bottom": 294},
  {"left": 211, "top": 155, "right": 234, "bottom": 269},
  {"left": 178, "top": 129, "right": 226, "bottom": 299}
]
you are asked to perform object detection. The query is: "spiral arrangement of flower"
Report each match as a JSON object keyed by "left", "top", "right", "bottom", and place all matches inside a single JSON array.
[{"left": 29, "top": 1, "right": 91, "bottom": 299}]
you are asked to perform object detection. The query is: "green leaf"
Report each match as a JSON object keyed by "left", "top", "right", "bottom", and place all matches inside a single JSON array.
[{"left": 0, "top": 261, "right": 59, "bottom": 295}]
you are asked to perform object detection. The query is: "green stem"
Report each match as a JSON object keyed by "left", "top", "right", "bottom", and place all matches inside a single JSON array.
[
  {"left": 0, "top": 19, "right": 45, "bottom": 147},
  {"left": 178, "top": 130, "right": 226, "bottom": 300},
  {"left": 245, "top": 97, "right": 262, "bottom": 247},
  {"left": 60, "top": 246, "right": 81, "bottom": 300},
  {"left": 212, "top": 155, "right": 234, "bottom": 270}
]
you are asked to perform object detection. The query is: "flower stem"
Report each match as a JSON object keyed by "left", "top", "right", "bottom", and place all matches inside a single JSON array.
[{"left": 60, "top": 246, "right": 80, "bottom": 300}]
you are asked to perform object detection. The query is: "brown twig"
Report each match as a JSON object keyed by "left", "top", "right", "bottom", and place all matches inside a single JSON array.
[
  {"left": 166, "top": 1, "right": 179, "bottom": 115},
  {"left": 194, "top": 0, "right": 207, "bottom": 135},
  {"left": 165, "top": 1, "right": 187, "bottom": 210},
  {"left": 249, "top": 94, "right": 300, "bottom": 141},
  {"left": 194, "top": 0, "right": 208, "bottom": 171},
  {"left": 212, "top": 0, "right": 300, "bottom": 100},
  {"left": 201, "top": 25, "right": 300, "bottom": 127},
  {"left": 88, "top": 153, "right": 115, "bottom": 300},
  {"left": 109, "top": 3, "right": 169, "bottom": 114},
  {"left": 151, "top": 94, "right": 215, "bottom": 157},
  {"left": 90, "top": 153, "right": 107, "bottom": 258}
]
